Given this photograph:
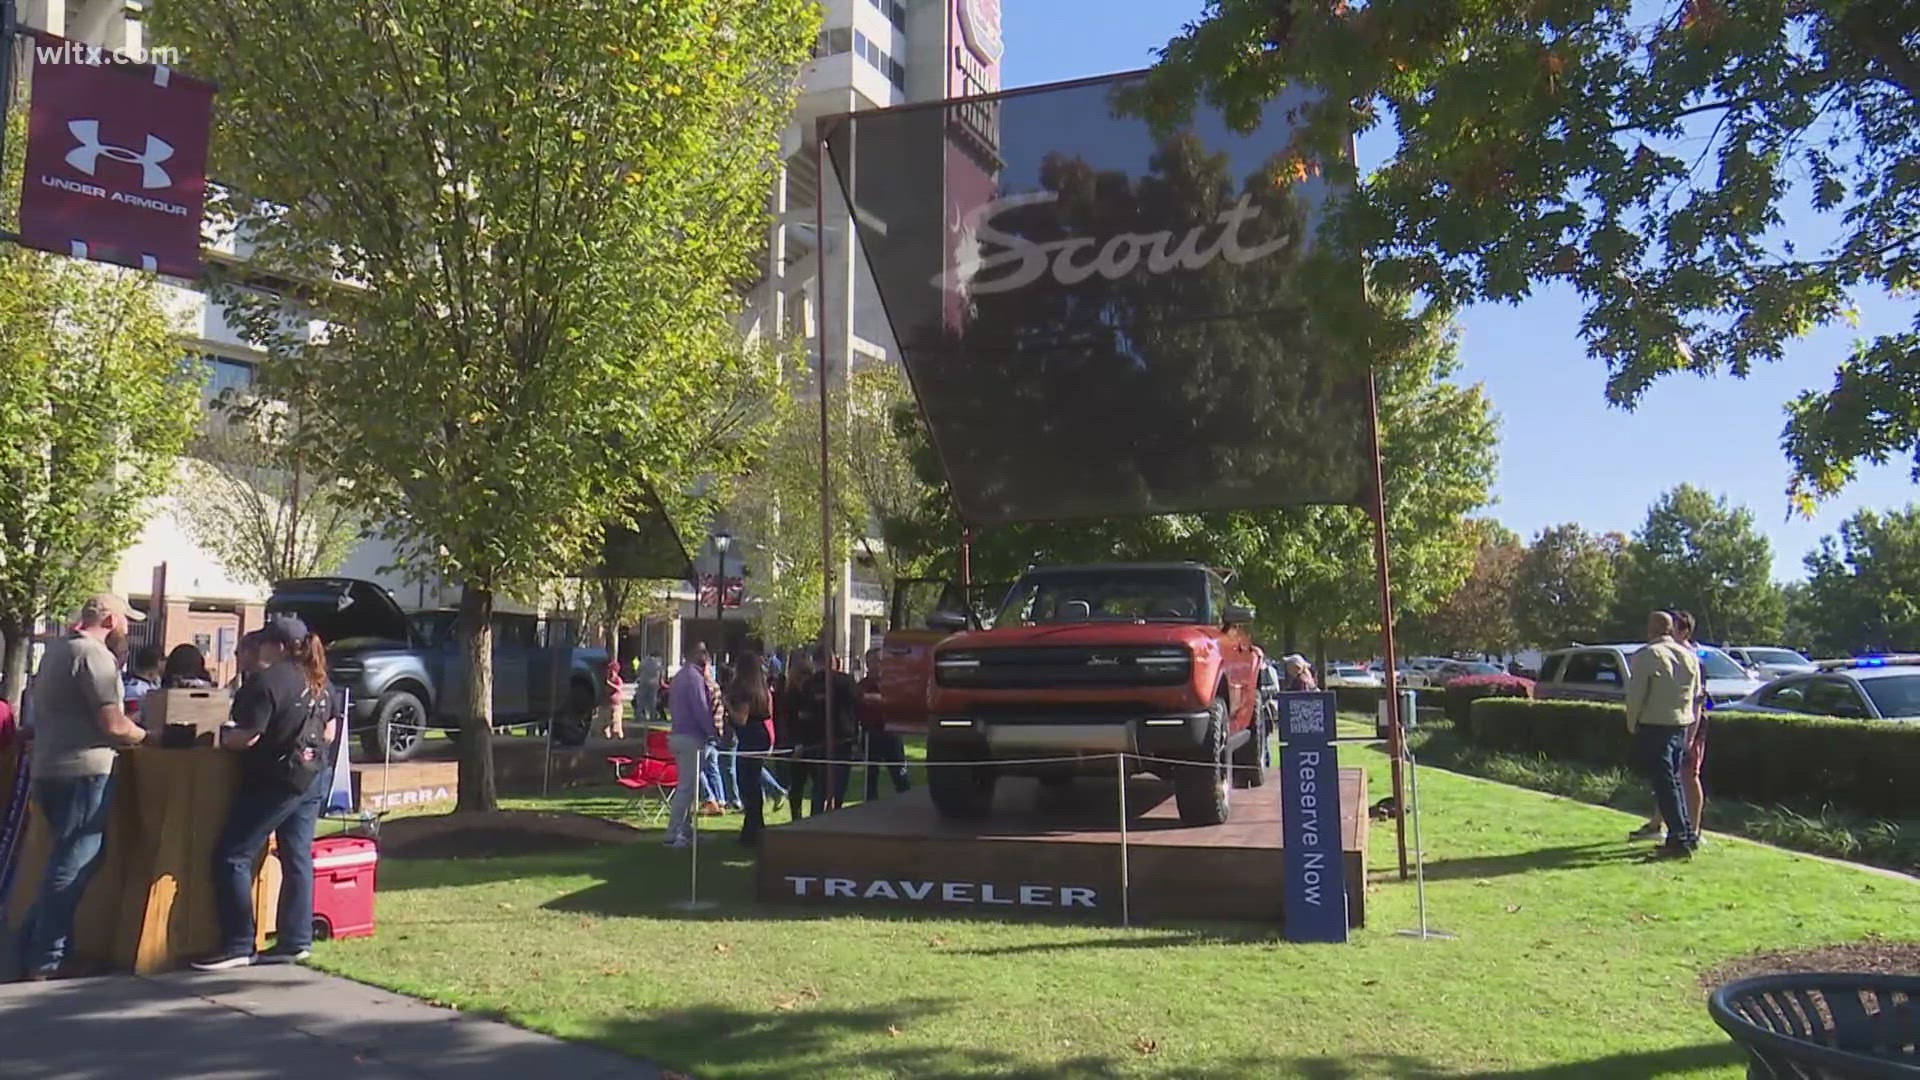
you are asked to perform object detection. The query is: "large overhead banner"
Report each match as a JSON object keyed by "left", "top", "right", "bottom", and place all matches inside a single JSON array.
[
  {"left": 828, "top": 73, "right": 1370, "bottom": 526},
  {"left": 19, "top": 34, "right": 214, "bottom": 278}
]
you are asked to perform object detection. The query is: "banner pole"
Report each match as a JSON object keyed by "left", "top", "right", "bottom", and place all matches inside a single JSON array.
[
  {"left": 1115, "top": 752, "right": 1130, "bottom": 928},
  {"left": 1365, "top": 368, "right": 1410, "bottom": 881},
  {"left": 0, "top": 0, "right": 14, "bottom": 169},
  {"left": 815, "top": 120, "right": 837, "bottom": 779}
]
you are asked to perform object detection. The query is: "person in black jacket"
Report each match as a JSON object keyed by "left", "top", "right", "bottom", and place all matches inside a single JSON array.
[
  {"left": 787, "top": 645, "right": 858, "bottom": 817},
  {"left": 192, "top": 616, "right": 337, "bottom": 971}
]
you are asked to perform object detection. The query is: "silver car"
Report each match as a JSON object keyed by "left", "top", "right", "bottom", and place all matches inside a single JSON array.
[
  {"left": 1723, "top": 646, "right": 1818, "bottom": 681},
  {"left": 1735, "top": 660, "right": 1920, "bottom": 722},
  {"left": 1536, "top": 643, "right": 1762, "bottom": 708}
]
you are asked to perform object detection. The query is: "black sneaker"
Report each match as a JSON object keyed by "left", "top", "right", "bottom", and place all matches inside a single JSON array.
[
  {"left": 190, "top": 951, "right": 256, "bottom": 972},
  {"left": 1627, "top": 822, "right": 1662, "bottom": 840},
  {"left": 256, "top": 946, "right": 312, "bottom": 965},
  {"left": 1648, "top": 843, "right": 1694, "bottom": 862}
]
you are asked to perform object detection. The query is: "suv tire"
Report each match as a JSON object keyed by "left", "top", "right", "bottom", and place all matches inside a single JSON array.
[
  {"left": 1173, "top": 697, "right": 1231, "bottom": 826},
  {"left": 1232, "top": 704, "right": 1268, "bottom": 789},
  {"left": 361, "top": 689, "right": 428, "bottom": 762},
  {"left": 927, "top": 738, "right": 997, "bottom": 818}
]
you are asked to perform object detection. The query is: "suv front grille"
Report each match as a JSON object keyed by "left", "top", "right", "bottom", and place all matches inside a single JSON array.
[{"left": 935, "top": 646, "right": 1190, "bottom": 689}]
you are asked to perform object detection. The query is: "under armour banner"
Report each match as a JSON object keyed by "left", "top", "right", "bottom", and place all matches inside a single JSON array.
[
  {"left": 19, "top": 33, "right": 215, "bottom": 278},
  {"left": 824, "top": 73, "right": 1371, "bottom": 525}
]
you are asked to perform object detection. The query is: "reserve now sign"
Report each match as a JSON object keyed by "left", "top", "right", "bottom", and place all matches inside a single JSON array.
[{"left": 1280, "top": 691, "right": 1348, "bottom": 942}]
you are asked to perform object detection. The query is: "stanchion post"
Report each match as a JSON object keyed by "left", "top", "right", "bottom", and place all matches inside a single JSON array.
[
  {"left": 670, "top": 763, "right": 718, "bottom": 912},
  {"left": 1114, "top": 752, "right": 1130, "bottom": 929},
  {"left": 1395, "top": 745, "right": 1454, "bottom": 941}
]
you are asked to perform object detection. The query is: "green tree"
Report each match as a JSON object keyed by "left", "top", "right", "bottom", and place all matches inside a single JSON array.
[
  {"left": 0, "top": 252, "right": 200, "bottom": 705},
  {"left": 1615, "top": 484, "right": 1784, "bottom": 643},
  {"left": 175, "top": 395, "right": 363, "bottom": 591},
  {"left": 161, "top": 0, "right": 818, "bottom": 811},
  {"left": 1143, "top": 0, "right": 1920, "bottom": 508},
  {"left": 1407, "top": 520, "right": 1523, "bottom": 658},
  {"left": 1512, "top": 524, "right": 1622, "bottom": 648},
  {"left": 1797, "top": 505, "right": 1920, "bottom": 655}
]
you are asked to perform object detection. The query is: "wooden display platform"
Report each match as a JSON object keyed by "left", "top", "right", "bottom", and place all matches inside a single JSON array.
[
  {"left": 349, "top": 733, "right": 655, "bottom": 810},
  {"left": 756, "top": 767, "right": 1367, "bottom": 927},
  {"left": 3, "top": 748, "right": 282, "bottom": 974}
]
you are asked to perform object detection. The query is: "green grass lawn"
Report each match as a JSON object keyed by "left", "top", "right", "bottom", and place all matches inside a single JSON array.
[{"left": 312, "top": 741, "right": 1917, "bottom": 1078}]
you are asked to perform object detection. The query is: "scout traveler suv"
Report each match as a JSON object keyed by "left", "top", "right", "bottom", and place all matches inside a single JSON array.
[{"left": 914, "top": 563, "right": 1268, "bottom": 827}]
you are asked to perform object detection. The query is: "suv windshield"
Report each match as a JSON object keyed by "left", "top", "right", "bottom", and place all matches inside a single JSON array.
[
  {"left": 1746, "top": 648, "right": 1810, "bottom": 665},
  {"left": 997, "top": 568, "right": 1208, "bottom": 625}
]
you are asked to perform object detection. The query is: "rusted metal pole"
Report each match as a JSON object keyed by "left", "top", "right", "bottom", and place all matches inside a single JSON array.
[{"left": 1365, "top": 368, "right": 1410, "bottom": 881}]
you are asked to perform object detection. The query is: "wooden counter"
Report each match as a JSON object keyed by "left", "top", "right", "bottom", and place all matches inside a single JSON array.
[{"left": 2, "top": 747, "right": 280, "bottom": 974}]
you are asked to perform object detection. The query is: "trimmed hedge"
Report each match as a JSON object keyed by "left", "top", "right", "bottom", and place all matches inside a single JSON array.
[
  {"left": 1332, "top": 684, "right": 1446, "bottom": 717},
  {"left": 1444, "top": 675, "right": 1534, "bottom": 729},
  {"left": 1466, "top": 697, "right": 1920, "bottom": 816}
]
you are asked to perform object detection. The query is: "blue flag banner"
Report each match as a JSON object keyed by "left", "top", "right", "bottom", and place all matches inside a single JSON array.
[{"left": 1278, "top": 690, "right": 1347, "bottom": 943}]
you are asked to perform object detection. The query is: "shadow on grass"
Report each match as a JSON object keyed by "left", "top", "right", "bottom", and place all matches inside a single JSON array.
[
  {"left": 1418, "top": 841, "right": 1647, "bottom": 883},
  {"left": 574, "top": 996, "right": 1740, "bottom": 1080}
]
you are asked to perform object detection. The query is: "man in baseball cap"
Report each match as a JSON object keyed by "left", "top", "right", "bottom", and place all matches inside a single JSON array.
[{"left": 9, "top": 593, "right": 149, "bottom": 981}]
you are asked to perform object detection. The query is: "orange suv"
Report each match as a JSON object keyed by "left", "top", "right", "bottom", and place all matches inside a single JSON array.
[{"left": 890, "top": 563, "right": 1266, "bottom": 826}]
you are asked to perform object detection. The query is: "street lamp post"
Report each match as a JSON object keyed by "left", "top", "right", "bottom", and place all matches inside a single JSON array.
[{"left": 713, "top": 531, "right": 732, "bottom": 657}]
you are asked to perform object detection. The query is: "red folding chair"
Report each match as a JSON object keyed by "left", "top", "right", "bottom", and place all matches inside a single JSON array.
[{"left": 607, "top": 729, "right": 678, "bottom": 825}]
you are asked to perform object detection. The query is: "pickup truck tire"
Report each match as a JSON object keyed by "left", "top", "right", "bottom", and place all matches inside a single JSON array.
[
  {"left": 1173, "top": 697, "right": 1231, "bottom": 826},
  {"left": 1232, "top": 706, "right": 1268, "bottom": 789},
  {"left": 927, "top": 739, "right": 997, "bottom": 818},
  {"left": 361, "top": 690, "right": 428, "bottom": 763}
]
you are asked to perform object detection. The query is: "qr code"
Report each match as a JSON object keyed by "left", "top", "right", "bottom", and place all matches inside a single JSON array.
[{"left": 1286, "top": 697, "right": 1328, "bottom": 737}]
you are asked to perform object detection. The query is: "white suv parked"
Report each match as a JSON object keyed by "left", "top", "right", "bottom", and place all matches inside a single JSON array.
[{"left": 1536, "top": 643, "right": 1762, "bottom": 709}]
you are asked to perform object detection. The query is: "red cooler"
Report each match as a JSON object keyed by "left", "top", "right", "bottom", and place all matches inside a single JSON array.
[{"left": 311, "top": 835, "right": 378, "bottom": 940}]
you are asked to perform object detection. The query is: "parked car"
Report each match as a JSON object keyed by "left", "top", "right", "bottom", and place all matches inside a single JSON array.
[
  {"left": 267, "top": 577, "right": 605, "bottom": 762},
  {"left": 1735, "top": 657, "right": 1920, "bottom": 722},
  {"left": 1393, "top": 657, "right": 1452, "bottom": 688},
  {"left": 886, "top": 562, "right": 1267, "bottom": 826},
  {"left": 1431, "top": 660, "right": 1505, "bottom": 687},
  {"left": 1722, "top": 646, "right": 1818, "bottom": 681},
  {"left": 1535, "top": 642, "right": 1762, "bottom": 708},
  {"left": 1327, "top": 664, "right": 1382, "bottom": 688}
]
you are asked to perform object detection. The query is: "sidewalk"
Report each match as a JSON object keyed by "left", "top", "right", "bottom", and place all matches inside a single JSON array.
[{"left": 0, "top": 964, "right": 663, "bottom": 1080}]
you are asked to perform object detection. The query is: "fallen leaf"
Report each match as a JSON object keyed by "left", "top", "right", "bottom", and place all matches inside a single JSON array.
[
  {"left": 927, "top": 935, "right": 948, "bottom": 947},
  {"left": 600, "top": 966, "right": 626, "bottom": 977},
  {"left": 496, "top": 902, "right": 515, "bottom": 912},
  {"left": 886, "top": 1025, "right": 903, "bottom": 1038},
  {"left": 774, "top": 998, "right": 799, "bottom": 1012},
  {"left": 799, "top": 987, "right": 821, "bottom": 1001},
  {"left": 1505, "top": 904, "right": 1522, "bottom": 914},
  {"left": 1132, "top": 1037, "right": 1160, "bottom": 1056},
  {"left": 1361, "top": 979, "right": 1379, "bottom": 987},
  {"left": 714, "top": 943, "right": 732, "bottom": 954}
]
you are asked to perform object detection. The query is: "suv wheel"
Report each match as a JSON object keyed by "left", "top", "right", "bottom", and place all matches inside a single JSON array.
[
  {"left": 927, "top": 738, "right": 997, "bottom": 818},
  {"left": 1232, "top": 704, "right": 1268, "bottom": 789},
  {"left": 360, "top": 690, "right": 427, "bottom": 762},
  {"left": 1173, "top": 697, "right": 1231, "bottom": 826}
]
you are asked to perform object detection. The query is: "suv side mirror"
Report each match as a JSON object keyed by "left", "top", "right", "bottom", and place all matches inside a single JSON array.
[
  {"left": 1222, "top": 604, "right": 1255, "bottom": 627},
  {"left": 928, "top": 609, "right": 968, "bottom": 631}
]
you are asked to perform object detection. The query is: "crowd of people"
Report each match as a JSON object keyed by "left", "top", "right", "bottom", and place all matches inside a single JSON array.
[
  {"left": 3, "top": 592, "right": 342, "bottom": 981},
  {"left": 654, "top": 639, "right": 910, "bottom": 849}
]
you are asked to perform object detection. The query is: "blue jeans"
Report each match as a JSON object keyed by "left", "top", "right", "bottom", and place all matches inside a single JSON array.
[
  {"left": 211, "top": 768, "right": 328, "bottom": 957},
  {"left": 699, "top": 744, "right": 734, "bottom": 806},
  {"left": 14, "top": 773, "right": 117, "bottom": 975},
  {"left": 1634, "top": 724, "right": 1695, "bottom": 849}
]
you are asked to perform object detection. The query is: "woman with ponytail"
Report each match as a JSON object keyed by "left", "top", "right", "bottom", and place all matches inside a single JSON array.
[{"left": 193, "top": 615, "right": 338, "bottom": 971}]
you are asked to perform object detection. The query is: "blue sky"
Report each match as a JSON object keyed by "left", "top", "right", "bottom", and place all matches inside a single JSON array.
[{"left": 1002, "top": 1, "right": 1917, "bottom": 582}]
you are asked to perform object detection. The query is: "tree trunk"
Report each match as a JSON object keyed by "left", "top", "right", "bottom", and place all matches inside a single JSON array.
[
  {"left": 0, "top": 615, "right": 30, "bottom": 710},
  {"left": 1282, "top": 613, "right": 1300, "bottom": 656},
  {"left": 1313, "top": 634, "right": 1329, "bottom": 687},
  {"left": 456, "top": 583, "right": 499, "bottom": 813}
]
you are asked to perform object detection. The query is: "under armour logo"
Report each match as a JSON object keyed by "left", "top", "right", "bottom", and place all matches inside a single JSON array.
[{"left": 64, "top": 120, "right": 174, "bottom": 189}]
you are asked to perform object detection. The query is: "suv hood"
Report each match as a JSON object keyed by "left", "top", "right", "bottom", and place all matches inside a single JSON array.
[
  {"left": 1706, "top": 676, "right": 1763, "bottom": 702},
  {"left": 937, "top": 622, "right": 1215, "bottom": 652},
  {"left": 268, "top": 577, "right": 416, "bottom": 655}
]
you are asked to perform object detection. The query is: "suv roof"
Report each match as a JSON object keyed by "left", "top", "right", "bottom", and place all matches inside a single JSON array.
[{"left": 1027, "top": 562, "right": 1215, "bottom": 574}]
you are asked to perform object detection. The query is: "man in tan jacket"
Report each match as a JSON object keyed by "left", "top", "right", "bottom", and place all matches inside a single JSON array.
[{"left": 1625, "top": 610, "right": 1703, "bottom": 859}]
